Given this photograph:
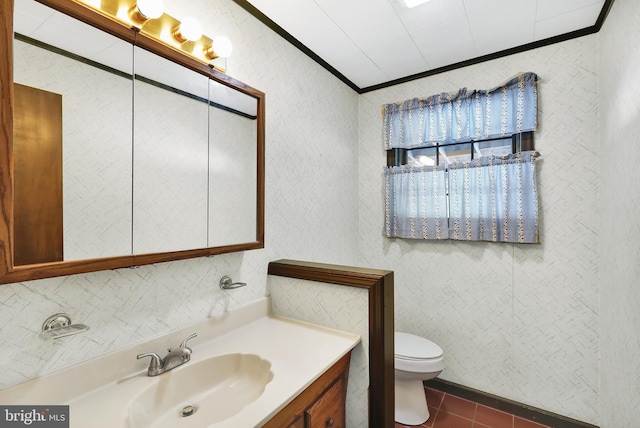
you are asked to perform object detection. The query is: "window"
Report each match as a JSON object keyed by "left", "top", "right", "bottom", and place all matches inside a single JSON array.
[
  {"left": 381, "top": 73, "right": 540, "bottom": 244},
  {"left": 387, "top": 132, "right": 534, "bottom": 168}
]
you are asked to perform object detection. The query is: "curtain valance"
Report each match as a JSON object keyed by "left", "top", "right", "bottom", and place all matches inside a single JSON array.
[{"left": 382, "top": 72, "right": 538, "bottom": 150}]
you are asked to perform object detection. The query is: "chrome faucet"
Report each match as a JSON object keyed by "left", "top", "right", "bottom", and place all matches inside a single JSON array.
[{"left": 137, "top": 333, "right": 197, "bottom": 376}]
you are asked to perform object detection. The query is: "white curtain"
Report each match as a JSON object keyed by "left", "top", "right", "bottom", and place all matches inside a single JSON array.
[
  {"left": 447, "top": 151, "right": 539, "bottom": 243},
  {"left": 384, "top": 164, "right": 449, "bottom": 240}
]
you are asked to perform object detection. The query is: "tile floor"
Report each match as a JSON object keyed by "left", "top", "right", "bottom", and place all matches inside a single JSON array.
[{"left": 395, "top": 387, "right": 552, "bottom": 428}]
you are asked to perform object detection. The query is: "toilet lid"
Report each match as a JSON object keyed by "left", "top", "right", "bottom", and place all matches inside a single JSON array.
[{"left": 395, "top": 332, "right": 443, "bottom": 360}]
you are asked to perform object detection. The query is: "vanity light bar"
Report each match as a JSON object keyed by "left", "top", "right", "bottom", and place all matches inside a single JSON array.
[{"left": 76, "top": 0, "right": 232, "bottom": 70}]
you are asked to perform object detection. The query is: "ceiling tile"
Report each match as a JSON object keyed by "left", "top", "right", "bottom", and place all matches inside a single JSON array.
[
  {"left": 412, "top": 15, "right": 474, "bottom": 57},
  {"left": 534, "top": 3, "right": 605, "bottom": 41},
  {"left": 396, "top": 0, "right": 467, "bottom": 32},
  {"left": 334, "top": 53, "right": 388, "bottom": 88},
  {"left": 363, "top": 33, "right": 424, "bottom": 70},
  {"left": 314, "top": 0, "right": 392, "bottom": 26},
  {"left": 536, "top": 0, "right": 605, "bottom": 22},
  {"left": 339, "top": 8, "right": 407, "bottom": 52}
]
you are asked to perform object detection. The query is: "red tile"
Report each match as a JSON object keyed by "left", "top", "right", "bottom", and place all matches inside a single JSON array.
[
  {"left": 424, "top": 412, "right": 436, "bottom": 428},
  {"left": 439, "top": 393, "right": 477, "bottom": 420},
  {"left": 426, "top": 387, "right": 445, "bottom": 410},
  {"left": 432, "top": 410, "right": 474, "bottom": 428},
  {"left": 474, "top": 404, "right": 514, "bottom": 428},
  {"left": 513, "top": 416, "right": 550, "bottom": 428}
]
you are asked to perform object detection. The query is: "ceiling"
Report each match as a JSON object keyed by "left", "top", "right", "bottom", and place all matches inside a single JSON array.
[{"left": 235, "top": 0, "right": 612, "bottom": 92}]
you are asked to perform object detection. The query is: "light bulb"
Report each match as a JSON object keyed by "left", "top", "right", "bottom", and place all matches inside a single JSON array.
[
  {"left": 176, "top": 17, "right": 203, "bottom": 42},
  {"left": 129, "top": 0, "right": 163, "bottom": 22},
  {"left": 136, "top": 0, "right": 163, "bottom": 19},
  {"left": 212, "top": 36, "right": 233, "bottom": 58}
]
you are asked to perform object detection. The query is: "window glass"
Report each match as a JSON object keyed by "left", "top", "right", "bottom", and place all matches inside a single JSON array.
[
  {"left": 439, "top": 144, "right": 471, "bottom": 166},
  {"left": 474, "top": 138, "right": 512, "bottom": 158},
  {"left": 407, "top": 146, "right": 437, "bottom": 167}
]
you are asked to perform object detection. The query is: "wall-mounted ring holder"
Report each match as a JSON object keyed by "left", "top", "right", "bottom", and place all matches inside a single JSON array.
[
  {"left": 219, "top": 275, "right": 247, "bottom": 290},
  {"left": 39, "top": 313, "right": 89, "bottom": 340}
]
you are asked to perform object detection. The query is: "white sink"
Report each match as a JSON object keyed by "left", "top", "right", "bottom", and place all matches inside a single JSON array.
[{"left": 126, "top": 353, "right": 273, "bottom": 428}]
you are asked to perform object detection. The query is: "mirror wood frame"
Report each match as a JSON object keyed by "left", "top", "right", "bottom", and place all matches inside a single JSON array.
[{"left": 0, "top": 0, "right": 265, "bottom": 285}]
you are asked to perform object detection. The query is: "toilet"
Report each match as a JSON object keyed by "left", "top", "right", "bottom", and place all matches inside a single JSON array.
[{"left": 394, "top": 332, "right": 445, "bottom": 426}]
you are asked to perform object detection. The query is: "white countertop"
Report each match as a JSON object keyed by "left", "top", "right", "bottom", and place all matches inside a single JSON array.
[{"left": 0, "top": 297, "right": 361, "bottom": 427}]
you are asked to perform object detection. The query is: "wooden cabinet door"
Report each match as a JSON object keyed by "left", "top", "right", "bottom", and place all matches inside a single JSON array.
[
  {"left": 305, "top": 378, "right": 346, "bottom": 428},
  {"left": 287, "top": 415, "right": 304, "bottom": 428}
]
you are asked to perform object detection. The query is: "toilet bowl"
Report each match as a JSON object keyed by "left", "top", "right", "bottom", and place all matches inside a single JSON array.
[{"left": 395, "top": 332, "right": 445, "bottom": 426}]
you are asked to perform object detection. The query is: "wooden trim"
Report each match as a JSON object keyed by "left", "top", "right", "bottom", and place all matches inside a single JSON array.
[
  {"left": 0, "top": 0, "right": 14, "bottom": 279},
  {"left": 263, "top": 351, "right": 351, "bottom": 428},
  {"left": 0, "top": 242, "right": 263, "bottom": 285},
  {"left": 1, "top": 0, "right": 265, "bottom": 284},
  {"left": 268, "top": 259, "right": 394, "bottom": 428}
]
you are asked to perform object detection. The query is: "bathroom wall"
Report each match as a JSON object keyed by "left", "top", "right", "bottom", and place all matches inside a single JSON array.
[
  {"left": 598, "top": 0, "right": 640, "bottom": 425},
  {"left": 358, "top": 37, "right": 600, "bottom": 423},
  {"left": 268, "top": 276, "right": 369, "bottom": 428},
  {"left": 0, "top": 0, "right": 360, "bottom": 389}
]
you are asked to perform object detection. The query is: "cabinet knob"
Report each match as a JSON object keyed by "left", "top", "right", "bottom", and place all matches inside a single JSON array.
[{"left": 326, "top": 418, "right": 334, "bottom": 426}]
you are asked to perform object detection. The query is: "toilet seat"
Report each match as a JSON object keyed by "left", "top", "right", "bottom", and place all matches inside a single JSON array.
[
  {"left": 395, "top": 332, "right": 443, "bottom": 360},
  {"left": 395, "top": 332, "right": 445, "bottom": 374}
]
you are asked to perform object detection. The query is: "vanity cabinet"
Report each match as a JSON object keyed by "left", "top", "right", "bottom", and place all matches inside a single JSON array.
[
  {"left": 264, "top": 351, "right": 351, "bottom": 428},
  {"left": 305, "top": 376, "right": 345, "bottom": 427}
]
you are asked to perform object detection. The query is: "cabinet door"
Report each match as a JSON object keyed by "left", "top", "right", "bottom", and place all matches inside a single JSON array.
[
  {"left": 305, "top": 378, "right": 346, "bottom": 428},
  {"left": 287, "top": 416, "right": 304, "bottom": 428}
]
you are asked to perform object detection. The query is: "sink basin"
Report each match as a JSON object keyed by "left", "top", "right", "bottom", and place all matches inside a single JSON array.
[{"left": 126, "top": 353, "right": 273, "bottom": 428}]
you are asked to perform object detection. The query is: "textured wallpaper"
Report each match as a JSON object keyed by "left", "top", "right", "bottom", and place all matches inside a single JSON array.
[
  {"left": 358, "top": 37, "right": 600, "bottom": 423},
  {"left": 1, "top": 0, "right": 360, "bottom": 390},
  {"left": 598, "top": 0, "right": 640, "bottom": 425}
]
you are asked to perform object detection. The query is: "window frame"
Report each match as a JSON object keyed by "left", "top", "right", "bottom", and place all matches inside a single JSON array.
[{"left": 386, "top": 131, "right": 534, "bottom": 167}]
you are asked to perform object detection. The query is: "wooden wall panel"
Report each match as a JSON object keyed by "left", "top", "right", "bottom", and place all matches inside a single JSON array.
[{"left": 13, "top": 83, "right": 63, "bottom": 265}]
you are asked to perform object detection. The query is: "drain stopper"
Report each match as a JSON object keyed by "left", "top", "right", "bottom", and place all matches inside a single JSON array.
[{"left": 179, "top": 405, "right": 197, "bottom": 417}]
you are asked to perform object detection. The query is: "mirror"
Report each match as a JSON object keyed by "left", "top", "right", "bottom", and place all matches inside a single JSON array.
[
  {"left": 208, "top": 79, "right": 258, "bottom": 247},
  {"left": 0, "top": 0, "right": 265, "bottom": 284},
  {"left": 13, "top": 0, "right": 134, "bottom": 263},
  {"left": 133, "top": 46, "right": 209, "bottom": 254}
]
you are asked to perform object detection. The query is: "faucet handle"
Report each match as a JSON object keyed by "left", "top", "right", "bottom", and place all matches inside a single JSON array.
[
  {"left": 137, "top": 352, "right": 162, "bottom": 371},
  {"left": 180, "top": 333, "right": 197, "bottom": 348}
]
